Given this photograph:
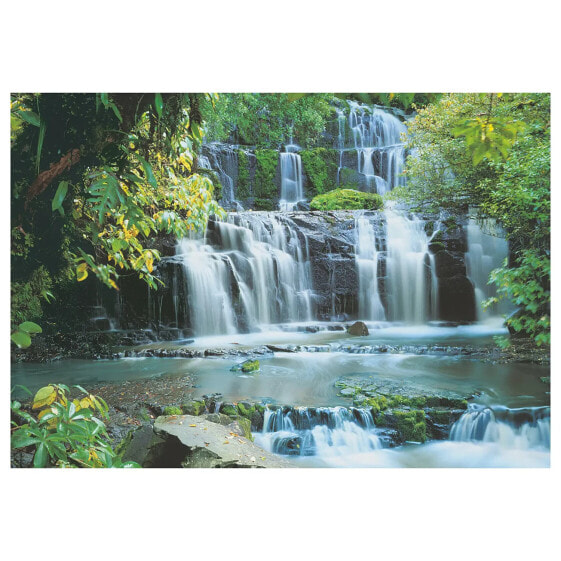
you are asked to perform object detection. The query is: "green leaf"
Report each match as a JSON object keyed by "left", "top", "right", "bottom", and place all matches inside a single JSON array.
[
  {"left": 52, "top": 181, "right": 69, "bottom": 214},
  {"left": 11, "top": 330, "right": 32, "bottom": 349},
  {"left": 16, "top": 110, "right": 41, "bottom": 127},
  {"left": 12, "top": 434, "right": 41, "bottom": 449},
  {"left": 110, "top": 103, "right": 122, "bottom": 123},
  {"left": 154, "top": 93, "right": 164, "bottom": 118},
  {"left": 36, "top": 118, "right": 46, "bottom": 173},
  {"left": 33, "top": 443, "right": 48, "bottom": 467},
  {"left": 136, "top": 155, "right": 158, "bottom": 189},
  {"left": 19, "top": 321, "right": 42, "bottom": 334}
]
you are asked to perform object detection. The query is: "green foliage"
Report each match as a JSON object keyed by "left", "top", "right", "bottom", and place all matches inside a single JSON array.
[
  {"left": 310, "top": 189, "right": 383, "bottom": 211},
  {"left": 236, "top": 149, "right": 250, "bottom": 199},
  {"left": 394, "top": 410, "right": 427, "bottom": 443},
  {"left": 230, "top": 359, "right": 260, "bottom": 373},
  {"left": 11, "top": 265, "right": 53, "bottom": 328},
  {"left": 252, "top": 198, "right": 275, "bottom": 211},
  {"left": 300, "top": 148, "right": 338, "bottom": 196},
  {"left": 163, "top": 406, "right": 183, "bottom": 416},
  {"left": 11, "top": 384, "right": 140, "bottom": 468},
  {"left": 202, "top": 93, "right": 335, "bottom": 148},
  {"left": 398, "top": 93, "right": 550, "bottom": 345},
  {"left": 485, "top": 250, "right": 550, "bottom": 346},
  {"left": 254, "top": 149, "right": 278, "bottom": 199},
  {"left": 11, "top": 93, "right": 224, "bottom": 308},
  {"left": 11, "top": 321, "right": 42, "bottom": 349}
]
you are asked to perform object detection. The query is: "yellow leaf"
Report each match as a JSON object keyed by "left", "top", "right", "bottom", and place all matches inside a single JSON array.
[
  {"left": 189, "top": 424, "right": 197, "bottom": 427},
  {"left": 32, "top": 386, "right": 56, "bottom": 409},
  {"left": 80, "top": 397, "right": 92, "bottom": 409},
  {"left": 76, "top": 262, "right": 88, "bottom": 282}
]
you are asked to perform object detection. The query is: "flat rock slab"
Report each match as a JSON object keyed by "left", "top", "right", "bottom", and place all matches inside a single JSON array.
[{"left": 154, "top": 415, "right": 292, "bottom": 468}]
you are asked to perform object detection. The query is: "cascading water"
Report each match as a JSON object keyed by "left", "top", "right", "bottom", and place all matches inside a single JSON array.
[
  {"left": 279, "top": 140, "right": 304, "bottom": 211},
  {"left": 174, "top": 213, "right": 314, "bottom": 335},
  {"left": 339, "top": 102, "right": 407, "bottom": 194},
  {"left": 465, "top": 216, "right": 510, "bottom": 319},
  {"left": 355, "top": 215, "right": 385, "bottom": 321},
  {"left": 255, "top": 406, "right": 383, "bottom": 458},
  {"left": 199, "top": 143, "right": 243, "bottom": 209},
  {"left": 384, "top": 209, "right": 438, "bottom": 323},
  {"left": 450, "top": 403, "right": 550, "bottom": 450}
]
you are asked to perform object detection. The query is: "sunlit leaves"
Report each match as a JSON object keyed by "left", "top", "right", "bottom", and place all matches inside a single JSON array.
[
  {"left": 452, "top": 117, "right": 526, "bottom": 165},
  {"left": 87, "top": 170, "right": 124, "bottom": 224},
  {"left": 11, "top": 383, "right": 139, "bottom": 468},
  {"left": 10, "top": 321, "right": 42, "bottom": 348},
  {"left": 154, "top": 93, "right": 164, "bottom": 119}
]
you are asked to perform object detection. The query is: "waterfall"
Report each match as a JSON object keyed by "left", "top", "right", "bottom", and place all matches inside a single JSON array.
[
  {"left": 255, "top": 406, "right": 383, "bottom": 458},
  {"left": 339, "top": 101, "right": 407, "bottom": 194},
  {"left": 465, "top": 216, "right": 510, "bottom": 319},
  {"left": 174, "top": 213, "right": 314, "bottom": 335},
  {"left": 450, "top": 404, "right": 550, "bottom": 450},
  {"left": 279, "top": 141, "right": 304, "bottom": 211},
  {"left": 199, "top": 143, "right": 243, "bottom": 209},
  {"left": 385, "top": 209, "right": 437, "bottom": 323},
  {"left": 355, "top": 215, "right": 385, "bottom": 321}
]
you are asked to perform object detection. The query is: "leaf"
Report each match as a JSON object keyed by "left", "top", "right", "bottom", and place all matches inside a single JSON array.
[
  {"left": 33, "top": 443, "right": 48, "bottom": 467},
  {"left": 154, "top": 93, "right": 164, "bottom": 118},
  {"left": 52, "top": 181, "right": 69, "bottom": 215},
  {"left": 19, "top": 321, "right": 42, "bottom": 334},
  {"left": 136, "top": 155, "right": 158, "bottom": 189},
  {"left": 76, "top": 262, "right": 88, "bottom": 282},
  {"left": 16, "top": 110, "right": 41, "bottom": 127},
  {"left": 11, "top": 433, "right": 41, "bottom": 449},
  {"left": 11, "top": 330, "right": 31, "bottom": 349},
  {"left": 36, "top": 118, "right": 46, "bottom": 173},
  {"left": 32, "top": 386, "right": 56, "bottom": 409}
]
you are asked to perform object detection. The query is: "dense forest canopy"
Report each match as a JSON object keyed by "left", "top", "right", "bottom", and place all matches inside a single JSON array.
[{"left": 10, "top": 92, "right": 550, "bottom": 347}]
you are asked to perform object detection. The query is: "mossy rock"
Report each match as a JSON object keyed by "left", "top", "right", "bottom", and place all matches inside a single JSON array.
[
  {"left": 254, "top": 149, "right": 279, "bottom": 199},
  {"left": 163, "top": 406, "right": 182, "bottom": 416},
  {"left": 231, "top": 359, "right": 260, "bottom": 373},
  {"left": 220, "top": 404, "right": 238, "bottom": 417},
  {"left": 237, "top": 401, "right": 256, "bottom": 419},
  {"left": 310, "top": 189, "right": 383, "bottom": 211},
  {"left": 182, "top": 400, "right": 206, "bottom": 416},
  {"left": 367, "top": 395, "right": 388, "bottom": 414},
  {"left": 427, "top": 409, "right": 453, "bottom": 425},
  {"left": 300, "top": 147, "right": 338, "bottom": 197},
  {"left": 394, "top": 409, "right": 427, "bottom": 443},
  {"left": 235, "top": 417, "right": 254, "bottom": 442}
]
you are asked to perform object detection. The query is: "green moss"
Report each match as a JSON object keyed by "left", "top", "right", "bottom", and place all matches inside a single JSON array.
[
  {"left": 310, "top": 189, "right": 383, "bottom": 211},
  {"left": 254, "top": 149, "right": 278, "bottom": 199},
  {"left": 367, "top": 395, "right": 388, "bottom": 414},
  {"left": 237, "top": 149, "right": 250, "bottom": 199},
  {"left": 394, "top": 410, "right": 427, "bottom": 443},
  {"left": 339, "top": 165, "right": 360, "bottom": 189},
  {"left": 237, "top": 402, "right": 256, "bottom": 419},
  {"left": 236, "top": 417, "right": 254, "bottom": 441},
  {"left": 220, "top": 404, "right": 238, "bottom": 417},
  {"left": 182, "top": 400, "right": 205, "bottom": 416},
  {"left": 300, "top": 148, "right": 338, "bottom": 197},
  {"left": 163, "top": 406, "right": 182, "bottom": 416}
]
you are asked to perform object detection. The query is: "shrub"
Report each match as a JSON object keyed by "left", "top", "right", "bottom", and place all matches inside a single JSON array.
[
  {"left": 310, "top": 188, "right": 383, "bottom": 211},
  {"left": 11, "top": 384, "right": 140, "bottom": 468}
]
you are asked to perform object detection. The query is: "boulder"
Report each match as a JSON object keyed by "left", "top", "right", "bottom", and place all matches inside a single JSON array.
[
  {"left": 150, "top": 415, "right": 292, "bottom": 468},
  {"left": 347, "top": 321, "right": 369, "bottom": 336}
]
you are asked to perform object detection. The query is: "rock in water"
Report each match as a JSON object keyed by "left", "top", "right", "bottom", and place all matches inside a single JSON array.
[
  {"left": 347, "top": 321, "right": 369, "bottom": 336},
  {"left": 230, "top": 359, "right": 260, "bottom": 373},
  {"left": 149, "top": 415, "right": 291, "bottom": 468}
]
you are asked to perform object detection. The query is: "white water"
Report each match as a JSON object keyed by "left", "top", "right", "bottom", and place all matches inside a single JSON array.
[
  {"left": 342, "top": 101, "right": 407, "bottom": 194},
  {"left": 255, "top": 406, "right": 383, "bottom": 458},
  {"left": 465, "top": 216, "right": 510, "bottom": 319},
  {"left": 355, "top": 215, "right": 385, "bottom": 320},
  {"left": 279, "top": 142, "right": 304, "bottom": 211},
  {"left": 175, "top": 213, "right": 314, "bottom": 335},
  {"left": 385, "top": 209, "right": 438, "bottom": 323}
]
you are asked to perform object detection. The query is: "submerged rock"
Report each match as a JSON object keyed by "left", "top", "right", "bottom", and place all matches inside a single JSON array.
[
  {"left": 230, "top": 359, "right": 260, "bottom": 373},
  {"left": 347, "top": 321, "right": 369, "bottom": 336}
]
